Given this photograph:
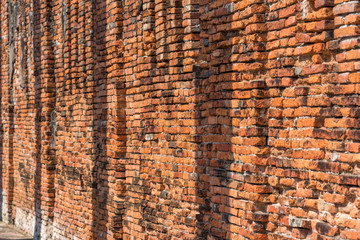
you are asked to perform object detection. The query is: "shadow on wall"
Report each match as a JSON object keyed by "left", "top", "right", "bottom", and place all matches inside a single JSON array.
[
  {"left": 7, "top": 0, "right": 18, "bottom": 225},
  {"left": 194, "top": 2, "right": 236, "bottom": 237},
  {"left": 193, "top": 36, "right": 237, "bottom": 239},
  {"left": 195, "top": 1, "right": 270, "bottom": 239},
  {"left": 88, "top": 0, "right": 126, "bottom": 238},
  {"left": 90, "top": 0, "right": 110, "bottom": 238},
  {"left": 32, "top": 0, "right": 56, "bottom": 238},
  {"left": 33, "top": 0, "right": 42, "bottom": 237}
]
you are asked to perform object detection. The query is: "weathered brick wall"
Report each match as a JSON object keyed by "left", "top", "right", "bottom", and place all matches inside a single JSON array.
[{"left": 0, "top": 0, "right": 359, "bottom": 239}]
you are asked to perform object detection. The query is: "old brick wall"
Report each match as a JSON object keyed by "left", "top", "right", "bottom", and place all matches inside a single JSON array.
[{"left": 0, "top": 0, "right": 359, "bottom": 239}]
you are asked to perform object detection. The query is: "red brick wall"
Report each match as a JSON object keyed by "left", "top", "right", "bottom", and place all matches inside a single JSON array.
[{"left": 0, "top": 0, "right": 359, "bottom": 239}]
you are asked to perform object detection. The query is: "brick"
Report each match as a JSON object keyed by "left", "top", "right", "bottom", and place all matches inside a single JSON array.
[
  {"left": 315, "top": 222, "right": 339, "bottom": 236},
  {"left": 315, "top": 0, "right": 334, "bottom": 9},
  {"left": 333, "top": 2, "right": 360, "bottom": 15},
  {"left": 340, "top": 230, "right": 360, "bottom": 240},
  {"left": 334, "top": 26, "right": 360, "bottom": 38},
  {"left": 323, "top": 193, "right": 346, "bottom": 204}
]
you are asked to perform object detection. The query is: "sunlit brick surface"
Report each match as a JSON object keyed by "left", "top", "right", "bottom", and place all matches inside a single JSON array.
[{"left": 0, "top": 0, "right": 359, "bottom": 239}]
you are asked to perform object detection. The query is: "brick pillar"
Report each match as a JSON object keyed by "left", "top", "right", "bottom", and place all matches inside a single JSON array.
[
  {"left": 196, "top": 0, "right": 270, "bottom": 239},
  {"left": 103, "top": 0, "right": 126, "bottom": 238},
  {"left": 2, "top": 0, "right": 17, "bottom": 224},
  {"left": 33, "top": 0, "right": 56, "bottom": 238}
]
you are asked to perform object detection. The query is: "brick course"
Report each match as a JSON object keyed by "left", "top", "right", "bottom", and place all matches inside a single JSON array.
[{"left": 0, "top": 0, "right": 359, "bottom": 239}]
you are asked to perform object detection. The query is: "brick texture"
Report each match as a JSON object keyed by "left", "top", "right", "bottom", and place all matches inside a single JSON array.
[{"left": 0, "top": 0, "right": 359, "bottom": 239}]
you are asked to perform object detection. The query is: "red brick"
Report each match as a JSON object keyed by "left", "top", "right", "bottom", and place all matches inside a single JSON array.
[{"left": 315, "top": 0, "right": 334, "bottom": 9}]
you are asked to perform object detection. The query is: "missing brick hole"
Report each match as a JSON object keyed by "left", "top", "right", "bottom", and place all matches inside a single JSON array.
[{"left": 301, "top": 0, "right": 315, "bottom": 20}]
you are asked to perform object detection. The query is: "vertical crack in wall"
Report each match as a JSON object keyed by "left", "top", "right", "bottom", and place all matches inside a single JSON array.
[
  {"left": 60, "top": 0, "right": 66, "bottom": 44},
  {"left": 32, "top": 0, "right": 42, "bottom": 237},
  {"left": 7, "top": 0, "right": 19, "bottom": 224},
  {"left": 19, "top": 0, "right": 27, "bottom": 93},
  {"left": 90, "top": 0, "right": 110, "bottom": 238},
  {"left": 109, "top": 0, "right": 126, "bottom": 238}
]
